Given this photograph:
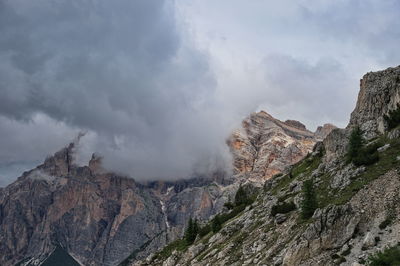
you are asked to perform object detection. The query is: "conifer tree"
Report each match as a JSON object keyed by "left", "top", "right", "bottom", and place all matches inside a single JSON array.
[
  {"left": 301, "top": 179, "right": 318, "bottom": 219},
  {"left": 234, "top": 185, "right": 249, "bottom": 206},
  {"left": 211, "top": 215, "right": 222, "bottom": 233},
  {"left": 184, "top": 217, "right": 196, "bottom": 244},
  {"left": 348, "top": 126, "right": 363, "bottom": 160}
]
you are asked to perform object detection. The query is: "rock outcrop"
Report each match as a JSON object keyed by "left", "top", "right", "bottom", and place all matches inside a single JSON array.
[
  {"left": 349, "top": 65, "right": 400, "bottom": 139},
  {"left": 134, "top": 65, "right": 400, "bottom": 266},
  {"left": 0, "top": 144, "right": 238, "bottom": 266},
  {"left": 228, "top": 111, "right": 334, "bottom": 182},
  {"left": 0, "top": 111, "right": 324, "bottom": 266}
]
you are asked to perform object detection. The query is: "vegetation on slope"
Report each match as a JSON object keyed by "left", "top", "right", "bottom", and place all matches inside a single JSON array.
[
  {"left": 149, "top": 185, "right": 256, "bottom": 262},
  {"left": 139, "top": 127, "right": 400, "bottom": 265},
  {"left": 347, "top": 126, "right": 379, "bottom": 167},
  {"left": 368, "top": 244, "right": 400, "bottom": 266}
]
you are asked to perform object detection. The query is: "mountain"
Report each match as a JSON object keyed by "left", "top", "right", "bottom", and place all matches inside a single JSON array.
[
  {"left": 228, "top": 111, "right": 334, "bottom": 183},
  {"left": 135, "top": 65, "right": 400, "bottom": 266},
  {"left": 0, "top": 109, "right": 330, "bottom": 265}
]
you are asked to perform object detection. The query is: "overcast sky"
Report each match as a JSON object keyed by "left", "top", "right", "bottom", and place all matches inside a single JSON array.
[{"left": 1, "top": 0, "right": 399, "bottom": 186}]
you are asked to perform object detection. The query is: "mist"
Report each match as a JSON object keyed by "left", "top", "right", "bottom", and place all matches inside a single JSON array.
[{"left": 1, "top": 0, "right": 400, "bottom": 185}]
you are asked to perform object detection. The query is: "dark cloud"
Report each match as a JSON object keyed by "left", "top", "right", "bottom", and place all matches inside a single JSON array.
[
  {"left": 2, "top": 0, "right": 400, "bottom": 186},
  {"left": 0, "top": 0, "right": 231, "bottom": 183}
]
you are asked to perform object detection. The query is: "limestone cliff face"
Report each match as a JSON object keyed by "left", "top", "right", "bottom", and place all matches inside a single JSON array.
[
  {"left": 349, "top": 65, "right": 400, "bottom": 138},
  {"left": 0, "top": 111, "right": 325, "bottom": 266},
  {"left": 228, "top": 111, "right": 334, "bottom": 182},
  {"left": 0, "top": 99, "right": 336, "bottom": 265},
  {"left": 0, "top": 144, "right": 167, "bottom": 266},
  {"left": 138, "top": 65, "right": 400, "bottom": 266},
  {"left": 0, "top": 145, "right": 235, "bottom": 266},
  {"left": 324, "top": 65, "right": 400, "bottom": 161}
]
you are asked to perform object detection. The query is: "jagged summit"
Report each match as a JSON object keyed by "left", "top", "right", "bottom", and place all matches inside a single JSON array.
[
  {"left": 140, "top": 65, "right": 400, "bottom": 266},
  {"left": 228, "top": 111, "right": 334, "bottom": 182}
]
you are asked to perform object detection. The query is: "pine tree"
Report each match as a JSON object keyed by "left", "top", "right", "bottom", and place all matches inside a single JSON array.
[
  {"left": 211, "top": 215, "right": 222, "bottom": 233},
  {"left": 184, "top": 217, "right": 196, "bottom": 244},
  {"left": 234, "top": 185, "right": 249, "bottom": 206},
  {"left": 193, "top": 218, "right": 199, "bottom": 237},
  {"left": 348, "top": 126, "right": 363, "bottom": 160},
  {"left": 301, "top": 179, "right": 318, "bottom": 219}
]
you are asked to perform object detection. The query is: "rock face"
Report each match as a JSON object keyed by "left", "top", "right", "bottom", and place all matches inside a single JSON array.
[
  {"left": 134, "top": 65, "right": 400, "bottom": 266},
  {"left": 0, "top": 110, "right": 325, "bottom": 266},
  {"left": 227, "top": 111, "right": 334, "bottom": 182},
  {"left": 349, "top": 65, "right": 400, "bottom": 139},
  {"left": 0, "top": 143, "right": 233, "bottom": 266}
]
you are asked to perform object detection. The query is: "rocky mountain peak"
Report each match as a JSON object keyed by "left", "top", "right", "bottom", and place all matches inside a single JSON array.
[
  {"left": 40, "top": 142, "right": 75, "bottom": 177},
  {"left": 349, "top": 65, "right": 400, "bottom": 139},
  {"left": 139, "top": 65, "right": 400, "bottom": 266},
  {"left": 228, "top": 111, "right": 333, "bottom": 182}
]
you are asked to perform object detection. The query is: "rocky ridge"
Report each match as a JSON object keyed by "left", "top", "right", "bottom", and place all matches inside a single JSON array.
[
  {"left": 228, "top": 111, "right": 334, "bottom": 183},
  {"left": 134, "top": 65, "right": 400, "bottom": 266},
  {"left": 0, "top": 110, "right": 329, "bottom": 265}
]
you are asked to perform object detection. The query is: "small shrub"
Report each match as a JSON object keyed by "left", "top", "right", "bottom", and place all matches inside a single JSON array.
[
  {"left": 271, "top": 201, "right": 296, "bottom": 216},
  {"left": 198, "top": 224, "right": 211, "bottom": 237},
  {"left": 219, "top": 204, "right": 246, "bottom": 224},
  {"left": 353, "top": 151, "right": 379, "bottom": 166},
  {"left": 368, "top": 244, "right": 400, "bottom": 266},
  {"left": 379, "top": 217, "right": 393, "bottom": 230},
  {"left": 331, "top": 254, "right": 340, "bottom": 260},
  {"left": 224, "top": 201, "right": 235, "bottom": 210}
]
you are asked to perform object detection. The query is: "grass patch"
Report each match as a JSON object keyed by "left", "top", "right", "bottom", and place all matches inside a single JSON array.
[
  {"left": 151, "top": 238, "right": 188, "bottom": 262},
  {"left": 271, "top": 201, "right": 296, "bottom": 216},
  {"left": 368, "top": 244, "right": 400, "bottom": 266},
  {"left": 291, "top": 152, "right": 323, "bottom": 179},
  {"left": 317, "top": 136, "right": 400, "bottom": 207}
]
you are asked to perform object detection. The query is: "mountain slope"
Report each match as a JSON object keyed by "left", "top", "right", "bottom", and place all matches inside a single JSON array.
[
  {"left": 0, "top": 110, "right": 328, "bottom": 265},
  {"left": 134, "top": 65, "right": 400, "bottom": 266}
]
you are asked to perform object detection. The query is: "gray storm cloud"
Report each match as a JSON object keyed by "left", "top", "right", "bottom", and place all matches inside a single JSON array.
[
  {"left": 0, "top": 0, "right": 232, "bottom": 182},
  {"left": 1, "top": 0, "right": 400, "bottom": 185}
]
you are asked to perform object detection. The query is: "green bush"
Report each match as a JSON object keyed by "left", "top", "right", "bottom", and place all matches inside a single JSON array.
[
  {"left": 224, "top": 201, "right": 235, "bottom": 210},
  {"left": 353, "top": 151, "right": 379, "bottom": 166},
  {"left": 271, "top": 201, "right": 296, "bottom": 216},
  {"left": 379, "top": 217, "right": 393, "bottom": 230},
  {"left": 235, "top": 186, "right": 252, "bottom": 206},
  {"left": 198, "top": 224, "right": 211, "bottom": 237},
  {"left": 301, "top": 179, "right": 317, "bottom": 219},
  {"left": 347, "top": 127, "right": 379, "bottom": 166},
  {"left": 211, "top": 215, "right": 222, "bottom": 233},
  {"left": 384, "top": 103, "right": 400, "bottom": 130},
  {"left": 368, "top": 244, "right": 400, "bottom": 266},
  {"left": 219, "top": 204, "right": 246, "bottom": 223}
]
